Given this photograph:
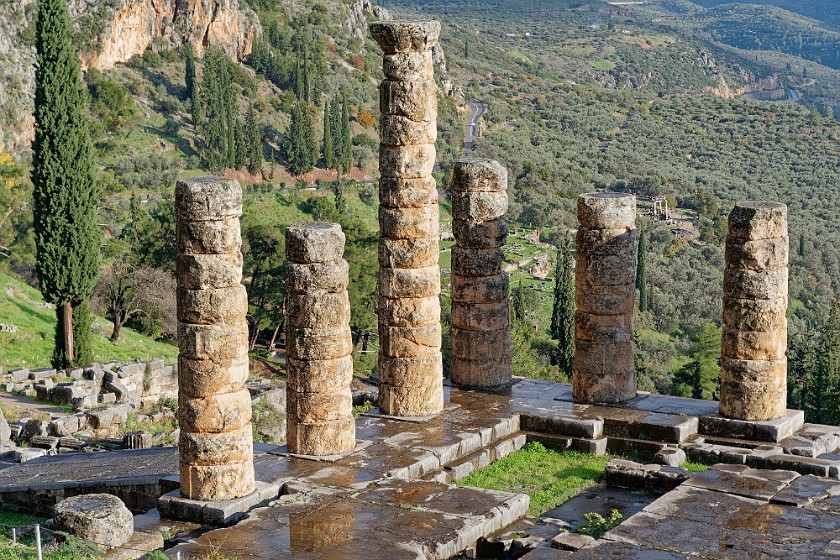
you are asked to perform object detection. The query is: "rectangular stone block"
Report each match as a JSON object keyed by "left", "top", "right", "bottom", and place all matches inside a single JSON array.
[
  {"left": 451, "top": 301, "right": 510, "bottom": 332},
  {"left": 178, "top": 322, "right": 248, "bottom": 361},
  {"left": 179, "top": 389, "right": 253, "bottom": 434},
  {"left": 285, "top": 260, "right": 349, "bottom": 294},
  {"left": 179, "top": 459, "right": 255, "bottom": 502},
  {"left": 721, "top": 328, "right": 787, "bottom": 361},
  {"left": 379, "top": 144, "right": 436, "bottom": 179},
  {"left": 378, "top": 379, "right": 444, "bottom": 417},
  {"left": 450, "top": 356, "right": 511, "bottom": 388},
  {"left": 285, "top": 223, "right": 345, "bottom": 264},
  {"left": 726, "top": 236, "right": 788, "bottom": 270},
  {"left": 378, "top": 323, "right": 442, "bottom": 358},
  {"left": 378, "top": 353, "right": 443, "bottom": 387},
  {"left": 450, "top": 327, "right": 511, "bottom": 361},
  {"left": 380, "top": 79, "right": 437, "bottom": 122},
  {"left": 379, "top": 237, "right": 439, "bottom": 269},
  {"left": 578, "top": 193, "right": 635, "bottom": 229},
  {"left": 698, "top": 408, "right": 804, "bottom": 442},
  {"left": 379, "top": 176, "right": 438, "bottom": 209},
  {"left": 379, "top": 266, "right": 440, "bottom": 299},
  {"left": 176, "top": 253, "right": 243, "bottom": 290},
  {"left": 728, "top": 202, "right": 787, "bottom": 241},
  {"left": 452, "top": 218, "right": 508, "bottom": 249},
  {"left": 452, "top": 191, "right": 508, "bottom": 223},
  {"left": 724, "top": 268, "right": 788, "bottom": 300},
  {"left": 287, "top": 389, "right": 353, "bottom": 423},
  {"left": 380, "top": 115, "right": 437, "bottom": 146},
  {"left": 178, "top": 356, "right": 249, "bottom": 398},
  {"left": 379, "top": 295, "right": 441, "bottom": 328},
  {"left": 287, "top": 417, "right": 356, "bottom": 457},
  {"left": 177, "top": 285, "right": 247, "bottom": 325},
  {"left": 576, "top": 227, "right": 636, "bottom": 256},
  {"left": 286, "top": 327, "right": 353, "bottom": 361},
  {"left": 285, "top": 292, "right": 351, "bottom": 329},
  {"left": 286, "top": 356, "right": 354, "bottom": 393},
  {"left": 177, "top": 218, "right": 241, "bottom": 255},
  {"left": 574, "top": 329, "right": 634, "bottom": 375},
  {"left": 379, "top": 204, "right": 439, "bottom": 240},
  {"left": 451, "top": 273, "right": 509, "bottom": 304},
  {"left": 180, "top": 425, "right": 253, "bottom": 465},
  {"left": 452, "top": 247, "right": 504, "bottom": 278}
]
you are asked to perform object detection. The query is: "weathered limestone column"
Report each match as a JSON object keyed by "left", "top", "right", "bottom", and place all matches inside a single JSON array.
[
  {"left": 573, "top": 193, "right": 637, "bottom": 403},
  {"left": 285, "top": 223, "right": 356, "bottom": 455},
  {"left": 371, "top": 21, "right": 444, "bottom": 416},
  {"left": 450, "top": 159, "right": 512, "bottom": 388},
  {"left": 176, "top": 177, "right": 255, "bottom": 501},
  {"left": 720, "top": 202, "right": 788, "bottom": 421}
]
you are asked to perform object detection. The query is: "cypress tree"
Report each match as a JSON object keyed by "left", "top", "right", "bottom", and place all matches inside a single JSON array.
[
  {"left": 233, "top": 117, "right": 246, "bottom": 170},
  {"left": 637, "top": 228, "right": 648, "bottom": 311},
  {"left": 799, "top": 232, "right": 806, "bottom": 259},
  {"left": 340, "top": 95, "right": 353, "bottom": 173},
  {"left": 286, "top": 103, "right": 315, "bottom": 176},
  {"left": 184, "top": 44, "right": 197, "bottom": 107},
  {"left": 323, "top": 99, "right": 334, "bottom": 169},
  {"left": 550, "top": 235, "right": 575, "bottom": 375},
  {"left": 245, "top": 105, "right": 263, "bottom": 175},
  {"left": 329, "top": 98, "right": 340, "bottom": 159},
  {"left": 810, "top": 302, "right": 840, "bottom": 423},
  {"left": 32, "top": 0, "right": 100, "bottom": 368}
]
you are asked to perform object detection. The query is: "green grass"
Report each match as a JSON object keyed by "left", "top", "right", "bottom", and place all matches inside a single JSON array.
[
  {"left": 591, "top": 60, "right": 616, "bottom": 71},
  {"left": 682, "top": 459, "right": 710, "bottom": 472},
  {"left": 0, "top": 272, "right": 177, "bottom": 370},
  {"left": 456, "top": 443, "right": 611, "bottom": 516},
  {"left": 0, "top": 508, "right": 102, "bottom": 559}
]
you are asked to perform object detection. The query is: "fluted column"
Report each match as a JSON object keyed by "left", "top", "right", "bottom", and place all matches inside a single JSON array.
[
  {"left": 285, "top": 223, "right": 356, "bottom": 455},
  {"left": 720, "top": 202, "right": 788, "bottom": 420},
  {"left": 371, "top": 21, "right": 443, "bottom": 417},
  {"left": 573, "top": 193, "right": 637, "bottom": 403},
  {"left": 176, "top": 177, "right": 255, "bottom": 501},
  {"left": 450, "top": 159, "right": 512, "bottom": 388}
]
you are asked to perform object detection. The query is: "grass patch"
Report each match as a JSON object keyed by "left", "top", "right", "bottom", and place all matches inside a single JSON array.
[
  {"left": 0, "top": 508, "right": 102, "bottom": 559},
  {"left": 591, "top": 60, "right": 616, "bottom": 71},
  {"left": 682, "top": 459, "right": 710, "bottom": 472},
  {"left": 456, "top": 442, "right": 611, "bottom": 516},
  {"left": 0, "top": 272, "right": 177, "bottom": 370}
]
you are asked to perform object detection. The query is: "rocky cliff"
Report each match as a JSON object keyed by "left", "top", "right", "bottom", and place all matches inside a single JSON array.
[{"left": 0, "top": 0, "right": 259, "bottom": 156}]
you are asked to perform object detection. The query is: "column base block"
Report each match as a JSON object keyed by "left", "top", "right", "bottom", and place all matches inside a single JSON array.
[{"left": 158, "top": 481, "right": 281, "bottom": 526}]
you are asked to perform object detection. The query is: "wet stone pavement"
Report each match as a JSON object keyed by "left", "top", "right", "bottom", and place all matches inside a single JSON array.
[{"left": 3, "top": 379, "right": 840, "bottom": 558}]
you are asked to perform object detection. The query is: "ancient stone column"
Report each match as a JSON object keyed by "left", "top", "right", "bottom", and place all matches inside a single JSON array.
[
  {"left": 720, "top": 202, "right": 788, "bottom": 421},
  {"left": 371, "top": 20, "right": 444, "bottom": 417},
  {"left": 450, "top": 159, "right": 512, "bottom": 388},
  {"left": 176, "top": 177, "right": 255, "bottom": 501},
  {"left": 285, "top": 223, "right": 356, "bottom": 455},
  {"left": 573, "top": 193, "right": 637, "bottom": 403}
]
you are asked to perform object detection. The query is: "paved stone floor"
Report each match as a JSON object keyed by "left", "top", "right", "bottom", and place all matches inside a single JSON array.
[{"left": 3, "top": 379, "right": 840, "bottom": 559}]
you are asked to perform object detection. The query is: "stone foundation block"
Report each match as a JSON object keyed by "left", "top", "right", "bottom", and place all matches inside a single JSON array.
[
  {"left": 379, "top": 144, "right": 436, "bottom": 179},
  {"left": 176, "top": 253, "right": 243, "bottom": 290},
  {"left": 177, "top": 286, "right": 248, "bottom": 325},
  {"left": 286, "top": 390, "right": 353, "bottom": 423},
  {"left": 286, "top": 417, "right": 356, "bottom": 456},
  {"left": 379, "top": 266, "right": 441, "bottom": 299},
  {"left": 158, "top": 482, "right": 281, "bottom": 526}
]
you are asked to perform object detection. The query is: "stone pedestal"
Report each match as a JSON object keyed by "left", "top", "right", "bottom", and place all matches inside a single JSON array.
[
  {"left": 573, "top": 193, "right": 637, "bottom": 403},
  {"left": 450, "top": 159, "right": 512, "bottom": 388},
  {"left": 285, "top": 223, "right": 356, "bottom": 455},
  {"left": 371, "top": 20, "right": 444, "bottom": 416},
  {"left": 720, "top": 201, "right": 788, "bottom": 421},
  {"left": 176, "top": 177, "right": 255, "bottom": 501}
]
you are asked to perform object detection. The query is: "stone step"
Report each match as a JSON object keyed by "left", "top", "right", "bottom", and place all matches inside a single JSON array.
[
  {"left": 522, "top": 431, "right": 609, "bottom": 456},
  {"left": 428, "top": 433, "right": 527, "bottom": 484},
  {"left": 522, "top": 409, "right": 698, "bottom": 444},
  {"left": 681, "top": 441, "right": 784, "bottom": 467}
]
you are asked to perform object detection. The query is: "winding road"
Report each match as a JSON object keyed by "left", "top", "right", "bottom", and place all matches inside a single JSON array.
[{"left": 464, "top": 100, "right": 486, "bottom": 153}]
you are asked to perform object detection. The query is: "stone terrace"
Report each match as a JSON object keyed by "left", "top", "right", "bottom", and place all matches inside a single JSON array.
[{"left": 3, "top": 378, "right": 840, "bottom": 558}]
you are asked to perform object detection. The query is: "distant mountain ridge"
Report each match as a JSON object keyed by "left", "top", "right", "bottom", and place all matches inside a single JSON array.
[{"left": 688, "top": 0, "right": 840, "bottom": 31}]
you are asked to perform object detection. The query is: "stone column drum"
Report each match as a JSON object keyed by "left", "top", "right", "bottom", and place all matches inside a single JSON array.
[
  {"left": 573, "top": 193, "right": 637, "bottom": 403},
  {"left": 285, "top": 223, "right": 356, "bottom": 455},
  {"left": 450, "top": 159, "right": 512, "bottom": 388},
  {"left": 371, "top": 20, "right": 444, "bottom": 416},
  {"left": 176, "top": 177, "right": 255, "bottom": 501},
  {"left": 720, "top": 202, "right": 788, "bottom": 421}
]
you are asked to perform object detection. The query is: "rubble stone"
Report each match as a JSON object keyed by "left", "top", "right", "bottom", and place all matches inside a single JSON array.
[{"left": 54, "top": 494, "right": 134, "bottom": 550}]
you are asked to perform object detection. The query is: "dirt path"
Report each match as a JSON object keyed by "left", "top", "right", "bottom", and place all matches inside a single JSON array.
[{"left": 0, "top": 392, "right": 69, "bottom": 422}]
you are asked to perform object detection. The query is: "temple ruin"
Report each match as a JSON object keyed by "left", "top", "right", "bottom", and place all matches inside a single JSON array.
[
  {"left": 175, "top": 177, "right": 255, "bottom": 501},
  {"left": 450, "top": 159, "right": 512, "bottom": 388},
  {"left": 285, "top": 223, "right": 356, "bottom": 456},
  {"left": 371, "top": 20, "right": 444, "bottom": 417},
  {"left": 720, "top": 201, "right": 789, "bottom": 421},
  {"left": 573, "top": 193, "right": 637, "bottom": 403}
]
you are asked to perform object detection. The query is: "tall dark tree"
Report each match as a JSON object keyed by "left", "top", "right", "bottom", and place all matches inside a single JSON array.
[
  {"left": 32, "top": 0, "right": 100, "bottom": 368},
  {"left": 550, "top": 235, "right": 575, "bottom": 375},
  {"left": 637, "top": 228, "right": 648, "bottom": 311},
  {"left": 323, "top": 99, "right": 334, "bottom": 169},
  {"left": 285, "top": 103, "right": 316, "bottom": 176},
  {"left": 184, "top": 44, "right": 198, "bottom": 123},
  {"left": 244, "top": 105, "right": 263, "bottom": 175},
  {"left": 199, "top": 49, "right": 237, "bottom": 170},
  {"left": 806, "top": 302, "right": 840, "bottom": 423},
  {"left": 342, "top": 96, "right": 353, "bottom": 172}
]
